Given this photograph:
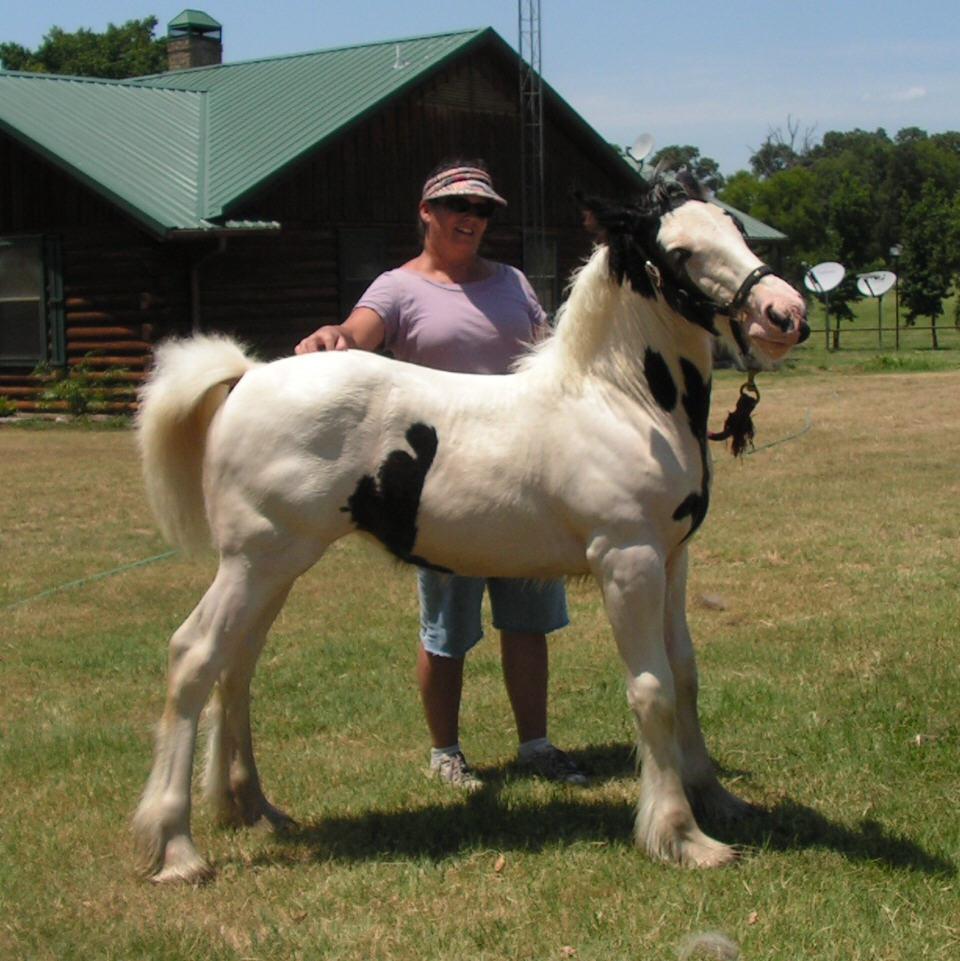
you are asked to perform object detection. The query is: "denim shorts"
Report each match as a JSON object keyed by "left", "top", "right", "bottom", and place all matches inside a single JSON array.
[{"left": 418, "top": 569, "right": 569, "bottom": 658}]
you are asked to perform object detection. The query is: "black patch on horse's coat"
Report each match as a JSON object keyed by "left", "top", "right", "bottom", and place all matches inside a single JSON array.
[
  {"left": 672, "top": 358, "right": 712, "bottom": 540},
  {"left": 644, "top": 348, "right": 677, "bottom": 412},
  {"left": 344, "top": 423, "right": 451, "bottom": 571}
]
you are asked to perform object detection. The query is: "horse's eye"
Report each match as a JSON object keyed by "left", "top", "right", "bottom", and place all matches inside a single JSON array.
[{"left": 669, "top": 248, "right": 692, "bottom": 271}]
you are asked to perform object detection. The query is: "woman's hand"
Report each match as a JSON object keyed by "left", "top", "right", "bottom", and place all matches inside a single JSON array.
[{"left": 295, "top": 325, "right": 357, "bottom": 353}]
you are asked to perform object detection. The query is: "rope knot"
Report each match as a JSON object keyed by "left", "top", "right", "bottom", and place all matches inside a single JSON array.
[{"left": 709, "top": 374, "right": 760, "bottom": 457}]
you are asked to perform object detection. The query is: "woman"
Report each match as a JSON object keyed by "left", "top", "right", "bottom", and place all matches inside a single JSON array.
[{"left": 295, "top": 160, "right": 585, "bottom": 789}]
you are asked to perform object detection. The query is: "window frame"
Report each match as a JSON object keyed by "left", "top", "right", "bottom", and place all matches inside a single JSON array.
[{"left": 0, "top": 234, "right": 64, "bottom": 369}]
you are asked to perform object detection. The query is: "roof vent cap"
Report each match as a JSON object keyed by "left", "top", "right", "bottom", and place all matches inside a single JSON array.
[
  {"left": 166, "top": 10, "right": 223, "bottom": 71},
  {"left": 167, "top": 9, "right": 222, "bottom": 41}
]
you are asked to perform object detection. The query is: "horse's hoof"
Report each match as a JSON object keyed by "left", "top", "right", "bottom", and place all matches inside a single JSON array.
[
  {"left": 636, "top": 804, "right": 738, "bottom": 869},
  {"left": 148, "top": 837, "right": 215, "bottom": 885},
  {"left": 679, "top": 835, "right": 739, "bottom": 869}
]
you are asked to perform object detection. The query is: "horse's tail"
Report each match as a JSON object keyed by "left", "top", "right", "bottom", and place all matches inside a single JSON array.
[{"left": 136, "top": 333, "right": 259, "bottom": 554}]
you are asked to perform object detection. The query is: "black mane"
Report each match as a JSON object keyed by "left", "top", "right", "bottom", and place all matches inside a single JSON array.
[{"left": 577, "top": 170, "right": 720, "bottom": 333}]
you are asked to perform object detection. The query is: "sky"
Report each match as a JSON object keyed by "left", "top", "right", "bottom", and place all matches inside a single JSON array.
[{"left": 3, "top": 0, "right": 957, "bottom": 175}]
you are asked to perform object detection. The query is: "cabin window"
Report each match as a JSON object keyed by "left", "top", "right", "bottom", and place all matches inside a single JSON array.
[
  {"left": 339, "top": 228, "right": 387, "bottom": 319},
  {"left": 0, "top": 235, "right": 64, "bottom": 368}
]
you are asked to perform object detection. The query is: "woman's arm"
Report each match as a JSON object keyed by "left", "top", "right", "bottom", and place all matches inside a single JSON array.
[{"left": 295, "top": 306, "right": 385, "bottom": 354}]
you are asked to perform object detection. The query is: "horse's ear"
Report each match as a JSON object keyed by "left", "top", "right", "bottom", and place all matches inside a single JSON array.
[
  {"left": 574, "top": 192, "right": 609, "bottom": 244},
  {"left": 675, "top": 168, "right": 709, "bottom": 201},
  {"left": 573, "top": 191, "right": 657, "bottom": 299}
]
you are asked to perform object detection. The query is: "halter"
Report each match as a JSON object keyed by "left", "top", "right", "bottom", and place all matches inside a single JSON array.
[
  {"left": 646, "top": 256, "right": 775, "bottom": 351},
  {"left": 718, "top": 264, "right": 775, "bottom": 319},
  {"left": 644, "top": 256, "right": 776, "bottom": 457}
]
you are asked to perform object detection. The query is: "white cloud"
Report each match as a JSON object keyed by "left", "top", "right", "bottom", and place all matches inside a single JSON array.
[{"left": 891, "top": 85, "right": 927, "bottom": 102}]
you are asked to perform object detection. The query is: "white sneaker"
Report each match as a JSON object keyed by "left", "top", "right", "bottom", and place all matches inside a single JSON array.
[{"left": 429, "top": 750, "right": 483, "bottom": 791}]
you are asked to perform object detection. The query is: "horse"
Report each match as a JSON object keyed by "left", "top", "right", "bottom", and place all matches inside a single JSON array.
[{"left": 132, "top": 173, "right": 809, "bottom": 883}]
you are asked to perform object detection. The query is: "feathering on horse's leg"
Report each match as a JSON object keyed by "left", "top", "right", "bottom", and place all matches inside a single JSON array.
[
  {"left": 204, "top": 582, "right": 296, "bottom": 831},
  {"left": 665, "top": 550, "right": 751, "bottom": 825},
  {"left": 590, "top": 538, "right": 735, "bottom": 868},
  {"left": 133, "top": 558, "right": 282, "bottom": 883}
]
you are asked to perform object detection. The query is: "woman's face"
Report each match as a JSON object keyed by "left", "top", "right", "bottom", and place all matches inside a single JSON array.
[{"left": 421, "top": 196, "right": 493, "bottom": 258}]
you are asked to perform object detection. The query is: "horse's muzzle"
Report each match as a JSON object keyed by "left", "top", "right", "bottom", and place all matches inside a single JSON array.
[{"left": 766, "top": 305, "right": 809, "bottom": 342}]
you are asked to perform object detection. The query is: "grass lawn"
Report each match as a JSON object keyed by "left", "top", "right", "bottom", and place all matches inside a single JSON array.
[
  {"left": 1, "top": 365, "right": 957, "bottom": 960},
  {"left": 787, "top": 293, "right": 960, "bottom": 374}
]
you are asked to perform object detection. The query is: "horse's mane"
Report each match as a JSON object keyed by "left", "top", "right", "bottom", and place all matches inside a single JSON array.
[{"left": 515, "top": 170, "right": 715, "bottom": 395}]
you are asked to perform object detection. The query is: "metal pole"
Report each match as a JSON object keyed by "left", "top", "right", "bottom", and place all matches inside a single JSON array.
[
  {"left": 825, "top": 291, "right": 832, "bottom": 351},
  {"left": 518, "top": 0, "right": 549, "bottom": 310},
  {"left": 890, "top": 245, "right": 901, "bottom": 351},
  {"left": 894, "top": 276, "right": 900, "bottom": 350}
]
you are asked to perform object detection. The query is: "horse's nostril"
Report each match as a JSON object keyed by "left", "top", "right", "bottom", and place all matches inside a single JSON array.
[
  {"left": 797, "top": 321, "right": 811, "bottom": 344},
  {"left": 765, "top": 306, "right": 792, "bottom": 333}
]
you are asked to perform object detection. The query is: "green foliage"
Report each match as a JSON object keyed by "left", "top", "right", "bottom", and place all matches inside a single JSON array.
[
  {"left": 35, "top": 356, "right": 130, "bottom": 416},
  {"left": 0, "top": 17, "right": 166, "bottom": 78},
  {"left": 861, "top": 353, "right": 942, "bottom": 373},
  {"left": 747, "top": 116, "right": 817, "bottom": 178},
  {"left": 650, "top": 144, "right": 726, "bottom": 191},
  {"left": 720, "top": 126, "right": 960, "bottom": 331},
  {"left": 749, "top": 139, "right": 800, "bottom": 179},
  {"left": 0, "top": 395, "right": 17, "bottom": 417},
  {"left": 900, "top": 181, "right": 955, "bottom": 328}
]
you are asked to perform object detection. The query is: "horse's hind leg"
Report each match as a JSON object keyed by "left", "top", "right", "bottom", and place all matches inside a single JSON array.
[
  {"left": 132, "top": 557, "right": 290, "bottom": 883},
  {"left": 665, "top": 549, "right": 751, "bottom": 822},
  {"left": 590, "top": 539, "right": 735, "bottom": 868},
  {"left": 203, "top": 584, "right": 296, "bottom": 830}
]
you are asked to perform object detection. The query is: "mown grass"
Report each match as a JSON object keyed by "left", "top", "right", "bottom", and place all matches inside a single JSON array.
[{"left": 1, "top": 369, "right": 958, "bottom": 960}]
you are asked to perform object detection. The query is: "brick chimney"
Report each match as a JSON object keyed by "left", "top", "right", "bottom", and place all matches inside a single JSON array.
[{"left": 166, "top": 10, "right": 223, "bottom": 71}]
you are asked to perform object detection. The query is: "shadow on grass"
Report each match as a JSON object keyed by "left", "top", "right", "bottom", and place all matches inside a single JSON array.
[
  {"left": 714, "top": 799, "right": 956, "bottom": 877},
  {"left": 256, "top": 742, "right": 954, "bottom": 877}
]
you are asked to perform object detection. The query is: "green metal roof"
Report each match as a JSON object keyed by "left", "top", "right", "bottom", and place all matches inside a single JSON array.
[
  {"left": 711, "top": 198, "right": 786, "bottom": 243},
  {"left": 0, "top": 27, "right": 642, "bottom": 240},
  {"left": 133, "top": 30, "right": 490, "bottom": 218},
  {"left": 0, "top": 28, "right": 491, "bottom": 236},
  {"left": 0, "top": 72, "right": 204, "bottom": 233}
]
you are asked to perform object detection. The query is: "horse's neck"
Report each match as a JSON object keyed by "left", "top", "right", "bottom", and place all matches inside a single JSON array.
[{"left": 536, "top": 247, "right": 713, "bottom": 405}]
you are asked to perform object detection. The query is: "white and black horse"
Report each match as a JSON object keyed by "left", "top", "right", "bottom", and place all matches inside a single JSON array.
[{"left": 133, "top": 174, "right": 809, "bottom": 882}]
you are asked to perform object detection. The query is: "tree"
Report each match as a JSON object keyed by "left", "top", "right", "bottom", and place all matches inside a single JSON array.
[
  {"left": 748, "top": 116, "right": 816, "bottom": 179},
  {"left": 723, "top": 122, "right": 960, "bottom": 347},
  {"left": 650, "top": 145, "right": 725, "bottom": 191},
  {"left": 899, "top": 181, "right": 955, "bottom": 345},
  {"left": 0, "top": 17, "right": 166, "bottom": 79}
]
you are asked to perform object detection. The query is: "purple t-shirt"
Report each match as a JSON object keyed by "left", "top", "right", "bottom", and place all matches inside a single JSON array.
[{"left": 355, "top": 263, "right": 547, "bottom": 374}]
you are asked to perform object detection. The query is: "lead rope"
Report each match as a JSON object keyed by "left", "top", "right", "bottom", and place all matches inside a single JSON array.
[{"left": 709, "top": 370, "right": 760, "bottom": 457}]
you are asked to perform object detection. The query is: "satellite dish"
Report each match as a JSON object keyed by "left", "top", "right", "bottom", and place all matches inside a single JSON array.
[
  {"left": 856, "top": 270, "right": 896, "bottom": 298},
  {"left": 804, "top": 261, "right": 845, "bottom": 294},
  {"left": 628, "top": 133, "right": 655, "bottom": 163}
]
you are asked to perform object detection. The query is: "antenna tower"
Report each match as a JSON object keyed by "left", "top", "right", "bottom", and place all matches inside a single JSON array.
[{"left": 518, "top": 0, "right": 550, "bottom": 308}]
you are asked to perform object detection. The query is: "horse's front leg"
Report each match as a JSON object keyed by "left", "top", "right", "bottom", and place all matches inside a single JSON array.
[
  {"left": 665, "top": 549, "right": 752, "bottom": 822},
  {"left": 589, "top": 537, "right": 736, "bottom": 868},
  {"left": 204, "top": 584, "right": 297, "bottom": 831}
]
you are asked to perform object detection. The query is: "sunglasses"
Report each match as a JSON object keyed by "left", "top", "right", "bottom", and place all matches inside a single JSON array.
[{"left": 433, "top": 196, "right": 497, "bottom": 219}]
